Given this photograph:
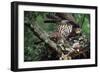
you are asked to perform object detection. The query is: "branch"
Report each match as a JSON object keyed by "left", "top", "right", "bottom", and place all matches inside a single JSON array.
[
  {"left": 25, "top": 18, "right": 62, "bottom": 55},
  {"left": 45, "top": 13, "right": 79, "bottom": 26},
  {"left": 67, "top": 48, "right": 89, "bottom": 58},
  {"left": 60, "top": 48, "right": 89, "bottom": 60},
  {"left": 56, "top": 13, "right": 76, "bottom": 23}
]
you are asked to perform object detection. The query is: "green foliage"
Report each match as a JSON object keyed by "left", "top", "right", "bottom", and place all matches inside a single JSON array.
[
  {"left": 24, "top": 11, "right": 90, "bottom": 61},
  {"left": 73, "top": 14, "right": 90, "bottom": 37}
]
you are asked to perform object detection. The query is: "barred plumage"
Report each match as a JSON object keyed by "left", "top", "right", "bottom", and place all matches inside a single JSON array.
[
  {"left": 57, "top": 24, "right": 72, "bottom": 39},
  {"left": 50, "top": 23, "right": 73, "bottom": 44}
]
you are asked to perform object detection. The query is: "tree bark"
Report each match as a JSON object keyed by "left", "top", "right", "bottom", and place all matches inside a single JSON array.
[{"left": 25, "top": 18, "right": 62, "bottom": 55}]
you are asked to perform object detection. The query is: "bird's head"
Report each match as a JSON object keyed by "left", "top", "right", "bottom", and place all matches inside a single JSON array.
[
  {"left": 72, "top": 23, "right": 81, "bottom": 35},
  {"left": 75, "top": 27, "right": 81, "bottom": 34}
]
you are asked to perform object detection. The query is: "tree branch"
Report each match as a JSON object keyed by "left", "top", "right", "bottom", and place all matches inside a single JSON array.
[{"left": 25, "top": 18, "right": 62, "bottom": 55}]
